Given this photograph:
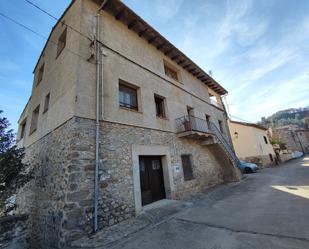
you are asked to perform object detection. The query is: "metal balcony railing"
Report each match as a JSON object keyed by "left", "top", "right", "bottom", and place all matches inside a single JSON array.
[
  {"left": 175, "top": 115, "right": 212, "bottom": 134},
  {"left": 175, "top": 115, "right": 240, "bottom": 166}
]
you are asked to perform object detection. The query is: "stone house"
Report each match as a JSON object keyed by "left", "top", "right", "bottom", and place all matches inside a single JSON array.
[
  {"left": 272, "top": 125, "right": 309, "bottom": 153},
  {"left": 16, "top": 0, "right": 241, "bottom": 248},
  {"left": 228, "top": 120, "right": 277, "bottom": 167}
]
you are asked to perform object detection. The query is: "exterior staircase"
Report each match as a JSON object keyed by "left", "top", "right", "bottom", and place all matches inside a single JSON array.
[{"left": 175, "top": 115, "right": 241, "bottom": 168}]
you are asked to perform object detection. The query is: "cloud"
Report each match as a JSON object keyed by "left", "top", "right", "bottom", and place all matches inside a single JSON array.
[
  {"left": 228, "top": 74, "right": 309, "bottom": 121},
  {"left": 172, "top": 1, "right": 308, "bottom": 125},
  {"left": 177, "top": 0, "right": 269, "bottom": 69},
  {"left": 0, "top": 60, "right": 20, "bottom": 71},
  {"left": 209, "top": 0, "right": 268, "bottom": 56},
  {"left": 232, "top": 49, "right": 295, "bottom": 93},
  {"left": 152, "top": 0, "right": 184, "bottom": 22}
]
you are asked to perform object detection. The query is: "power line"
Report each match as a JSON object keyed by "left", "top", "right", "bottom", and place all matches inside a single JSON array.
[
  {"left": 230, "top": 115, "right": 254, "bottom": 123},
  {"left": 25, "top": 0, "right": 58, "bottom": 21},
  {"left": 24, "top": 0, "right": 92, "bottom": 41},
  {"left": 0, "top": 11, "right": 94, "bottom": 64},
  {"left": 0, "top": 12, "right": 47, "bottom": 40}
]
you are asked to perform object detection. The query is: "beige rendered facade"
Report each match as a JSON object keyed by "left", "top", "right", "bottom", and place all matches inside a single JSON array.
[
  {"left": 16, "top": 1, "right": 241, "bottom": 248},
  {"left": 228, "top": 120, "right": 276, "bottom": 167}
]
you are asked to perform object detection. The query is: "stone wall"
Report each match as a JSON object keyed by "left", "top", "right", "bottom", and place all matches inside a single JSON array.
[
  {"left": 241, "top": 154, "right": 277, "bottom": 168},
  {"left": 279, "top": 153, "right": 293, "bottom": 163},
  {"left": 0, "top": 215, "right": 28, "bottom": 249},
  {"left": 272, "top": 129, "right": 303, "bottom": 152},
  {"left": 16, "top": 116, "right": 240, "bottom": 248},
  {"left": 16, "top": 117, "right": 81, "bottom": 248}
]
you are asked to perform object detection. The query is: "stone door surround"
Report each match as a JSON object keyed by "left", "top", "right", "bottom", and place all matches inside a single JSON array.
[{"left": 131, "top": 144, "right": 174, "bottom": 214}]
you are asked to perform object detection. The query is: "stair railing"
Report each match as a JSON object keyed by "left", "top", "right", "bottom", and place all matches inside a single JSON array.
[
  {"left": 175, "top": 115, "right": 240, "bottom": 167},
  {"left": 209, "top": 121, "right": 240, "bottom": 166}
]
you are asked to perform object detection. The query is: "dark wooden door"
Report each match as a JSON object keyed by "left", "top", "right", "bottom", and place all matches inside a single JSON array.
[{"left": 139, "top": 156, "right": 166, "bottom": 206}]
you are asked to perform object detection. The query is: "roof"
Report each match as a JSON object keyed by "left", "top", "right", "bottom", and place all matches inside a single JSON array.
[
  {"left": 95, "top": 0, "right": 228, "bottom": 95},
  {"left": 229, "top": 120, "right": 267, "bottom": 131},
  {"left": 33, "top": 0, "right": 228, "bottom": 95}
]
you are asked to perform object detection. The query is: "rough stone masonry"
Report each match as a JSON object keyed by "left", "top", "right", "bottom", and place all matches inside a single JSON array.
[{"left": 16, "top": 116, "right": 240, "bottom": 248}]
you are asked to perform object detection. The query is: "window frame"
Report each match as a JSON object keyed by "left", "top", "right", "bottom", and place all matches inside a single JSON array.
[
  {"left": 20, "top": 118, "right": 27, "bottom": 140},
  {"left": 154, "top": 94, "right": 166, "bottom": 118},
  {"left": 30, "top": 105, "right": 40, "bottom": 135},
  {"left": 205, "top": 114, "right": 211, "bottom": 129},
  {"left": 263, "top": 136, "right": 268, "bottom": 144},
  {"left": 43, "top": 93, "right": 50, "bottom": 113},
  {"left": 218, "top": 120, "right": 224, "bottom": 133},
  {"left": 37, "top": 63, "right": 44, "bottom": 86},
  {"left": 118, "top": 80, "right": 139, "bottom": 111},
  {"left": 269, "top": 154, "right": 273, "bottom": 162},
  {"left": 164, "top": 62, "right": 179, "bottom": 81},
  {"left": 181, "top": 154, "right": 194, "bottom": 181},
  {"left": 56, "top": 28, "right": 67, "bottom": 58}
]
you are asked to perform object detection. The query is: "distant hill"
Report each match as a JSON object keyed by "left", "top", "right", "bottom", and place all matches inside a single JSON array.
[{"left": 259, "top": 106, "right": 309, "bottom": 129}]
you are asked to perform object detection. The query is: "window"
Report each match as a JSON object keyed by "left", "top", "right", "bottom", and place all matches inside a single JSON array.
[
  {"left": 37, "top": 64, "right": 44, "bottom": 85},
  {"left": 119, "top": 81, "right": 138, "bottom": 110},
  {"left": 43, "top": 93, "right": 50, "bottom": 113},
  {"left": 269, "top": 154, "right": 273, "bottom": 162},
  {"left": 30, "top": 105, "right": 40, "bottom": 134},
  {"left": 205, "top": 114, "right": 211, "bottom": 129},
  {"left": 164, "top": 63, "right": 179, "bottom": 81},
  {"left": 263, "top": 136, "right": 268, "bottom": 144},
  {"left": 187, "top": 106, "right": 194, "bottom": 116},
  {"left": 57, "top": 28, "right": 67, "bottom": 57},
  {"left": 154, "top": 94, "right": 166, "bottom": 118},
  {"left": 20, "top": 119, "right": 27, "bottom": 139},
  {"left": 218, "top": 120, "right": 224, "bottom": 133},
  {"left": 181, "top": 154, "right": 194, "bottom": 181}
]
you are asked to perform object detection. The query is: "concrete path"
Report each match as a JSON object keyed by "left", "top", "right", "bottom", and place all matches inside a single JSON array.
[{"left": 110, "top": 157, "right": 309, "bottom": 249}]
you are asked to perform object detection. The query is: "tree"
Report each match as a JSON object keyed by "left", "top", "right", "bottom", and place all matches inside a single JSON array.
[
  {"left": 269, "top": 138, "right": 286, "bottom": 150},
  {"left": 0, "top": 110, "right": 28, "bottom": 214}
]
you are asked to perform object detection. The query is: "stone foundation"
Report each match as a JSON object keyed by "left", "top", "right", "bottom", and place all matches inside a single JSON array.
[
  {"left": 0, "top": 215, "right": 28, "bottom": 249},
  {"left": 16, "top": 117, "right": 240, "bottom": 248},
  {"left": 279, "top": 153, "right": 293, "bottom": 163}
]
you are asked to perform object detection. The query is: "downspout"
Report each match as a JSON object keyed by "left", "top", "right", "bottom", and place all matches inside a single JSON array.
[
  {"left": 94, "top": 0, "right": 108, "bottom": 233},
  {"left": 222, "top": 94, "right": 234, "bottom": 149}
]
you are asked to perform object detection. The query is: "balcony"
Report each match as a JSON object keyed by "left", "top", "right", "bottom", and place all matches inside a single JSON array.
[
  {"left": 175, "top": 115, "right": 241, "bottom": 166},
  {"left": 175, "top": 115, "right": 216, "bottom": 141}
]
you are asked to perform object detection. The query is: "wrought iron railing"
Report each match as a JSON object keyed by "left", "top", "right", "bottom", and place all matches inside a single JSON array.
[
  {"left": 209, "top": 121, "right": 240, "bottom": 166},
  {"left": 175, "top": 115, "right": 240, "bottom": 166},
  {"left": 175, "top": 115, "right": 212, "bottom": 134}
]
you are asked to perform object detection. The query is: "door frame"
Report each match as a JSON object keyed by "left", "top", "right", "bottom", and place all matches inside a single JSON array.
[
  {"left": 139, "top": 156, "right": 166, "bottom": 206},
  {"left": 132, "top": 145, "right": 174, "bottom": 214}
]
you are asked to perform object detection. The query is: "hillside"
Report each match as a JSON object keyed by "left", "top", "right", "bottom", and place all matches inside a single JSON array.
[{"left": 259, "top": 106, "right": 309, "bottom": 128}]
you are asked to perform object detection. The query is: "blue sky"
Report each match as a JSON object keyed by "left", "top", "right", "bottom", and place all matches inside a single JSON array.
[{"left": 0, "top": 0, "right": 308, "bottom": 132}]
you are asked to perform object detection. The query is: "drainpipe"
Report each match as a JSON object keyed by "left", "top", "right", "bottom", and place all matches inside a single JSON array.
[
  {"left": 222, "top": 94, "right": 234, "bottom": 149},
  {"left": 94, "top": 0, "right": 108, "bottom": 233}
]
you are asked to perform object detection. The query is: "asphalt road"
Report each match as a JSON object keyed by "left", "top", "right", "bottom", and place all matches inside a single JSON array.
[{"left": 112, "top": 156, "right": 309, "bottom": 249}]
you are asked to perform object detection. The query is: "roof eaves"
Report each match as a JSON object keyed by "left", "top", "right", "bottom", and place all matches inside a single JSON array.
[
  {"left": 230, "top": 120, "right": 267, "bottom": 131},
  {"left": 100, "top": 0, "right": 228, "bottom": 95}
]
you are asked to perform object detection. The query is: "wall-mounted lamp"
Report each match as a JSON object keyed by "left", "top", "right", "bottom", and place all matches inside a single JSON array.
[{"left": 234, "top": 132, "right": 238, "bottom": 139}]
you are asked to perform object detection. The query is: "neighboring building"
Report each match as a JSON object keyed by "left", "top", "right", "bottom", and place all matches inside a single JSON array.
[
  {"left": 16, "top": 0, "right": 240, "bottom": 248},
  {"left": 272, "top": 126, "right": 309, "bottom": 153},
  {"left": 228, "top": 120, "right": 276, "bottom": 167}
]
